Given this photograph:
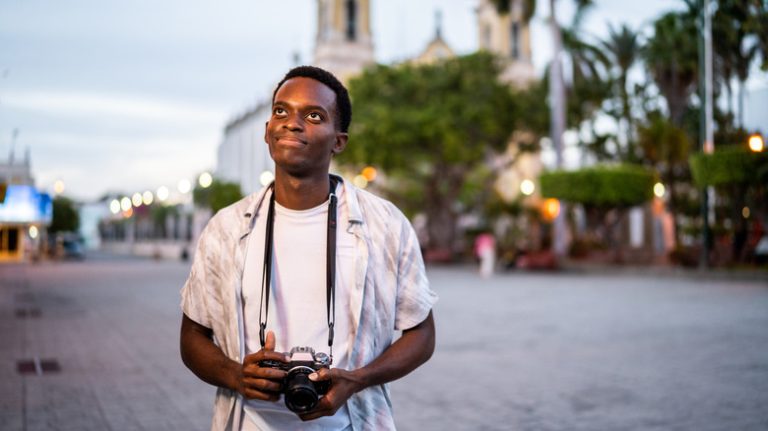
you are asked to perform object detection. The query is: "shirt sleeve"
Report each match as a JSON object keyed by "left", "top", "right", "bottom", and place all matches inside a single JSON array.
[
  {"left": 394, "top": 214, "right": 438, "bottom": 331},
  {"left": 180, "top": 223, "right": 215, "bottom": 329}
]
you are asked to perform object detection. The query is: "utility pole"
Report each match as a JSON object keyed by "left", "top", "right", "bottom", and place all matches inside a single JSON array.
[
  {"left": 549, "top": 0, "right": 568, "bottom": 258},
  {"left": 698, "top": 0, "right": 714, "bottom": 268}
]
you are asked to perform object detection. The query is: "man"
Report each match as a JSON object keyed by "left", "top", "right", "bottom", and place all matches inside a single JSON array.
[{"left": 180, "top": 65, "right": 437, "bottom": 430}]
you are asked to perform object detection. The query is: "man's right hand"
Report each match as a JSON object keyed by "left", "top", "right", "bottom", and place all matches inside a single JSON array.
[{"left": 236, "top": 331, "right": 289, "bottom": 401}]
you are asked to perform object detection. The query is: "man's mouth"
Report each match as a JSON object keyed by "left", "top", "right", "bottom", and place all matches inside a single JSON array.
[{"left": 277, "top": 135, "right": 306, "bottom": 145}]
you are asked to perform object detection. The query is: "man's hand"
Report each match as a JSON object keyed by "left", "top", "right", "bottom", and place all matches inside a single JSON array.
[
  {"left": 236, "top": 331, "right": 290, "bottom": 401},
  {"left": 298, "top": 368, "right": 364, "bottom": 421}
]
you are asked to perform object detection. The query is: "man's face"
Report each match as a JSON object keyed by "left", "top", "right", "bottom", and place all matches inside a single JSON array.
[{"left": 265, "top": 77, "right": 348, "bottom": 178}]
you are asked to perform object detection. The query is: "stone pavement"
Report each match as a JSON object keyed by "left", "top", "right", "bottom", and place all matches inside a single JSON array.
[{"left": 1, "top": 255, "right": 767, "bottom": 430}]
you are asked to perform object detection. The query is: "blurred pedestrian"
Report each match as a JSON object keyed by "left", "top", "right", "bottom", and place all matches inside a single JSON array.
[{"left": 474, "top": 232, "right": 496, "bottom": 278}]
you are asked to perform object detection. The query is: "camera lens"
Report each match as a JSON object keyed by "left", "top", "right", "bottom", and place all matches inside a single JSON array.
[{"left": 284, "top": 370, "right": 319, "bottom": 413}]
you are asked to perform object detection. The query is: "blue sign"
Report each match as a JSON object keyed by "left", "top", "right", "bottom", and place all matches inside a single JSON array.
[{"left": 0, "top": 185, "right": 53, "bottom": 224}]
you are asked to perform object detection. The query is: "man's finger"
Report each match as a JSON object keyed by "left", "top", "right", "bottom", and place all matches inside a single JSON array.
[
  {"left": 308, "top": 367, "right": 332, "bottom": 382},
  {"left": 264, "top": 330, "right": 276, "bottom": 351}
]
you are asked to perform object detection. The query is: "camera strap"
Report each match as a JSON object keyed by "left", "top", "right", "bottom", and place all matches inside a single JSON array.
[{"left": 259, "top": 175, "right": 339, "bottom": 361}]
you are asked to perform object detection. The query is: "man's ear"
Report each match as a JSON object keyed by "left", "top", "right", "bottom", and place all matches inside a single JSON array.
[{"left": 332, "top": 132, "right": 349, "bottom": 155}]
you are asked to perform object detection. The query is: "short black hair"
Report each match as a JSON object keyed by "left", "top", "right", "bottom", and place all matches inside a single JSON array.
[{"left": 272, "top": 65, "right": 352, "bottom": 133}]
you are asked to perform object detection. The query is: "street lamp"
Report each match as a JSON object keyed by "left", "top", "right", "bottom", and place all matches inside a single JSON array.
[{"left": 748, "top": 134, "right": 764, "bottom": 152}]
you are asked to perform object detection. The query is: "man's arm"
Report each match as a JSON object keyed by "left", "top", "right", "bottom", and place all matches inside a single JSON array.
[
  {"left": 299, "top": 310, "right": 436, "bottom": 421},
  {"left": 180, "top": 313, "right": 289, "bottom": 401}
]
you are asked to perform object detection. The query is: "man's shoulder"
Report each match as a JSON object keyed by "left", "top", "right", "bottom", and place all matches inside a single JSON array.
[
  {"left": 202, "top": 189, "right": 265, "bottom": 235},
  {"left": 347, "top": 183, "right": 403, "bottom": 220}
]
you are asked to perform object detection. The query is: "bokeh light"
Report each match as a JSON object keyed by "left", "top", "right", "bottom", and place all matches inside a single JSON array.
[
  {"left": 142, "top": 191, "right": 154, "bottom": 205},
  {"left": 748, "top": 134, "right": 764, "bottom": 152},
  {"left": 520, "top": 179, "right": 535, "bottom": 196},
  {"left": 260, "top": 170, "right": 275, "bottom": 186},
  {"left": 156, "top": 186, "right": 169, "bottom": 201},
  {"left": 132, "top": 192, "right": 143, "bottom": 207},
  {"left": 29, "top": 226, "right": 39, "bottom": 239},
  {"left": 120, "top": 197, "right": 132, "bottom": 212},
  {"left": 654, "top": 182, "right": 666, "bottom": 198},
  {"left": 353, "top": 174, "right": 368, "bottom": 189},
  {"left": 362, "top": 166, "right": 377, "bottom": 182},
  {"left": 198, "top": 172, "right": 213, "bottom": 188},
  {"left": 178, "top": 179, "right": 191, "bottom": 194},
  {"left": 110, "top": 199, "right": 121, "bottom": 214},
  {"left": 53, "top": 180, "right": 65, "bottom": 195}
]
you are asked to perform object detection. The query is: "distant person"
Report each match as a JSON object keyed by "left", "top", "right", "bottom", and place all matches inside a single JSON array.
[
  {"left": 474, "top": 232, "right": 496, "bottom": 278},
  {"left": 179, "top": 66, "right": 437, "bottom": 430}
]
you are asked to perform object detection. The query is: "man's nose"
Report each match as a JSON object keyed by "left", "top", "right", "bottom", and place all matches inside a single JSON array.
[{"left": 284, "top": 113, "right": 304, "bottom": 131}]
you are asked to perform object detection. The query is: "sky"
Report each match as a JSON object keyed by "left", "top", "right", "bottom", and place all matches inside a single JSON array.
[{"left": 0, "top": 0, "right": 765, "bottom": 201}]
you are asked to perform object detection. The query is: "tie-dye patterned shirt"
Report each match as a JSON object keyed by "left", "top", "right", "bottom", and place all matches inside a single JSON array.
[{"left": 181, "top": 178, "right": 438, "bottom": 431}]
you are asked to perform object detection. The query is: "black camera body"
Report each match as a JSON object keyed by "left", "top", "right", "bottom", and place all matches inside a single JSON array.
[{"left": 259, "top": 346, "right": 332, "bottom": 413}]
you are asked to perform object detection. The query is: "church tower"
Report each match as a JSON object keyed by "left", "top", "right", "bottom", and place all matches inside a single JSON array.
[
  {"left": 313, "top": 0, "right": 375, "bottom": 83},
  {"left": 476, "top": 0, "right": 535, "bottom": 86}
]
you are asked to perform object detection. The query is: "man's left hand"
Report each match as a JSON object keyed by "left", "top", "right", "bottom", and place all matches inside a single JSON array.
[{"left": 298, "top": 368, "right": 364, "bottom": 421}]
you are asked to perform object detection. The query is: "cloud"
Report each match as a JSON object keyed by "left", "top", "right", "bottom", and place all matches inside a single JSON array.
[{"left": 3, "top": 90, "right": 227, "bottom": 125}]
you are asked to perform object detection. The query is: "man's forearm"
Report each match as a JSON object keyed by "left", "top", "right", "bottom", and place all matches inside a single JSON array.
[
  {"left": 351, "top": 311, "right": 436, "bottom": 390},
  {"left": 180, "top": 313, "right": 241, "bottom": 392}
]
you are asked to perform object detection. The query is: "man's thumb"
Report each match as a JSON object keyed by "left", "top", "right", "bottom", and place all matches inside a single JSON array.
[{"left": 264, "top": 330, "right": 276, "bottom": 351}]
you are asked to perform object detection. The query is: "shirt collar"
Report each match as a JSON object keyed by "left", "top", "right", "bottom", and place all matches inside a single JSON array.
[{"left": 238, "top": 175, "right": 364, "bottom": 239}]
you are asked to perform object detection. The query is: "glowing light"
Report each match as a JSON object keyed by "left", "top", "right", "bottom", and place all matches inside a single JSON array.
[
  {"left": 53, "top": 180, "right": 65, "bottom": 195},
  {"left": 520, "top": 179, "right": 535, "bottom": 196},
  {"left": 542, "top": 198, "right": 560, "bottom": 222},
  {"left": 142, "top": 191, "right": 154, "bottom": 205},
  {"left": 742, "top": 206, "right": 750, "bottom": 219},
  {"left": 198, "top": 172, "right": 213, "bottom": 188},
  {"left": 29, "top": 226, "right": 39, "bottom": 239},
  {"left": 353, "top": 175, "right": 368, "bottom": 189},
  {"left": 362, "top": 166, "right": 377, "bottom": 182},
  {"left": 178, "top": 179, "right": 191, "bottom": 194},
  {"left": 260, "top": 171, "right": 275, "bottom": 186},
  {"left": 748, "top": 134, "right": 764, "bottom": 152},
  {"left": 132, "top": 192, "right": 143, "bottom": 207},
  {"left": 120, "top": 197, "right": 132, "bottom": 211},
  {"left": 110, "top": 199, "right": 121, "bottom": 214},
  {"left": 122, "top": 207, "right": 133, "bottom": 218},
  {"left": 654, "top": 182, "right": 666, "bottom": 198},
  {"left": 156, "top": 186, "right": 169, "bottom": 201}
]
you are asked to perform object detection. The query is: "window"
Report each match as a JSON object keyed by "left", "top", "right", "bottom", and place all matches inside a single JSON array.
[
  {"left": 346, "top": 0, "right": 357, "bottom": 41},
  {"left": 511, "top": 21, "right": 520, "bottom": 59}
]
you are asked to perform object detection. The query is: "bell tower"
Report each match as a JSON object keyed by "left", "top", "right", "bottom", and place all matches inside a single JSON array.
[
  {"left": 476, "top": 0, "right": 535, "bottom": 86},
  {"left": 314, "top": 0, "right": 375, "bottom": 82}
]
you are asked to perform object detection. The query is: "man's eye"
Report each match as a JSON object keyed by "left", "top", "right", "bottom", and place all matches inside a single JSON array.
[
  {"left": 307, "top": 112, "right": 323, "bottom": 121},
  {"left": 274, "top": 107, "right": 286, "bottom": 115}
]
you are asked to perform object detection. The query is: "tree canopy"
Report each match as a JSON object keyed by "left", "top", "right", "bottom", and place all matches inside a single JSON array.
[{"left": 342, "top": 52, "right": 539, "bottom": 252}]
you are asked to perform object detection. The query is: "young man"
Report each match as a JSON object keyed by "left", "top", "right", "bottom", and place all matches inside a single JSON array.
[{"left": 180, "top": 66, "right": 437, "bottom": 430}]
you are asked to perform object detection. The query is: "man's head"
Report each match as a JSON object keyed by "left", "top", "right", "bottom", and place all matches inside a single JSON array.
[
  {"left": 265, "top": 66, "right": 350, "bottom": 179},
  {"left": 272, "top": 66, "right": 351, "bottom": 133}
]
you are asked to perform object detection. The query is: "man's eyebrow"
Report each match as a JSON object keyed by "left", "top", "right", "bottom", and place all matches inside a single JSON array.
[{"left": 273, "top": 100, "right": 330, "bottom": 113}]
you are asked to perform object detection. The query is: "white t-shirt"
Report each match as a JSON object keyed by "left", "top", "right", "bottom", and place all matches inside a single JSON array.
[{"left": 240, "top": 183, "right": 355, "bottom": 431}]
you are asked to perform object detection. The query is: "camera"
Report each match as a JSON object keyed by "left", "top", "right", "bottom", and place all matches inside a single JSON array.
[{"left": 259, "top": 346, "right": 332, "bottom": 413}]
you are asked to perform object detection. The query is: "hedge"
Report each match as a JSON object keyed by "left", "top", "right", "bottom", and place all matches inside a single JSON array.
[
  {"left": 539, "top": 164, "right": 657, "bottom": 207},
  {"left": 689, "top": 147, "right": 768, "bottom": 187}
]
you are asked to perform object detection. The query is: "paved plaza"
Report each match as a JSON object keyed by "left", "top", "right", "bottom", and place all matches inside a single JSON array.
[{"left": 1, "top": 255, "right": 767, "bottom": 430}]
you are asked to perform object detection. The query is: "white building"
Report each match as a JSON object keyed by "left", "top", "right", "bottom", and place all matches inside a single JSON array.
[{"left": 216, "top": 101, "right": 274, "bottom": 196}]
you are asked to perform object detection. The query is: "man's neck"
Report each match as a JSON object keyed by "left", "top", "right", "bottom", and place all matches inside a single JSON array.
[{"left": 272, "top": 171, "right": 331, "bottom": 210}]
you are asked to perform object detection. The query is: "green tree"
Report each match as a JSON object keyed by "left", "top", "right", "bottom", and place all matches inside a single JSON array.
[
  {"left": 343, "top": 53, "right": 521, "bottom": 254},
  {"left": 600, "top": 24, "right": 641, "bottom": 161},
  {"left": 540, "top": 164, "right": 657, "bottom": 261},
  {"left": 642, "top": 9, "right": 699, "bottom": 127},
  {"left": 637, "top": 111, "right": 691, "bottom": 243},
  {"left": 193, "top": 179, "right": 243, "bottom": 213},
  {"left": 49, "top": 196, "right": 80, "bottom": 233}
]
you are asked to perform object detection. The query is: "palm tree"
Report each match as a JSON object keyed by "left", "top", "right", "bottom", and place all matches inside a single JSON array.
[
  {"left": 642, "top": 10, "right": 699, "bottom": 127},
  {"left": 600, "top": 24, "right": 640, "bottom": 160}
]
